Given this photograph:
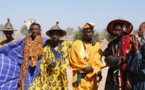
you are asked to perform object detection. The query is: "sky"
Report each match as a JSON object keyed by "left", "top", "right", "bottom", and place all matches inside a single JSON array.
[{"left": 0, "top": 0, "right": 145, "bottom": 34}]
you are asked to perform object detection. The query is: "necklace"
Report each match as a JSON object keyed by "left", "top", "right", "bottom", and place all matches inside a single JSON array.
[{"left": 82, "top": 41, "right": 92, "bottom": 62}]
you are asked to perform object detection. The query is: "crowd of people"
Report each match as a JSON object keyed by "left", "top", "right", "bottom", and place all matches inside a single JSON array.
[{"left": 0, "top": 18, "right": 145, "bottom": 90}]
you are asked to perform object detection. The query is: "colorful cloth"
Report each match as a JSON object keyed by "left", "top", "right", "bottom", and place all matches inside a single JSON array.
[
  {"left": 69, "top": 40, "right": 102, "bottom": 90},
  {"left": 0, "top": 39, "right": 16, "bottom": 47},
  {"left": 83, "top": 22, "right": 94, "bottom": 29},
  {"left": 0, "top": 39, "right": 24, "bottom": 90},
  {"left": 19, "top": 35, "right": 43, "bottom": 90},
  {"left": 103, "top": 35, "right": 132, "bottom": 90},
  {"left": 0, "top": 38, "right": 47, "bottom": 90},
  {"left": 29, "top": 40, "right": 72, "bottom": 90}
]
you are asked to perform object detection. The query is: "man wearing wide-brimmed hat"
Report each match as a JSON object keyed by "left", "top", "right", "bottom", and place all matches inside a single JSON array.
[
  {"left": 0, "top": 18, "right": 17, "bottom": 47},
  {"left": 103, "top": 19, "right": 134, "bottom": 90},
  {"left": 69, "top": 22, "right": 103, "bottom": 90},
  {"left": 29, "top": 22, "right": 72, "bottom": 90}
]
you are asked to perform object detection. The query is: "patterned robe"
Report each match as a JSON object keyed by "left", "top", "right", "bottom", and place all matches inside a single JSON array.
[{"left": 29, "top": 40, "right": 72, "bottom": 90}]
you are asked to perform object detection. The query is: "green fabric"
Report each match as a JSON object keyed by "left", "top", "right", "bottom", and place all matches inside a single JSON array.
[{"left": 77, "top": 73, "right": 86, "bottom": 85}]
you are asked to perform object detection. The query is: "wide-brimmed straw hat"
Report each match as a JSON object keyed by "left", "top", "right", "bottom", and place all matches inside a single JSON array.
[
  {"left": 46, "top": 22, "right": 66, "bottom": 37},
  {"left": 0, "top": 18, "right": 17, "bottom": 31},
  {"left": 107, "top": 19, "right": 133, "bottom": 36}
]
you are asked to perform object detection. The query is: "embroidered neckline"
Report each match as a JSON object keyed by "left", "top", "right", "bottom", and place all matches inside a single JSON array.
[{"left": 82, "top": 41, "right": 92, "bottom": 61}]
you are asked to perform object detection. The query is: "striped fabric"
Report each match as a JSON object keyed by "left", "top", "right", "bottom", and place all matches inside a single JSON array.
[{"left": 0, "top": 38, "right": 47, "bottom": 90}]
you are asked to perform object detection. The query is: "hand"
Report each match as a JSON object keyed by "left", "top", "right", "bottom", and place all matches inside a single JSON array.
[
  {"left": 48, "top": 62, "right": 56, "bottom": 68},
  {"left": 126, "top": 78, "right": 132, "bottom": 89},
  {"left": 120, "top": 56, "right": 126, "bottom": 61},
  {"left": 117, "top": 56, "right": 126, "bottom": 66},
  {"left": 131, "top": 35, "right": 139, "bottom": 51},
  {"left": 96, "top": 71, "right": 102, "bottom": 82},
  {"left": 82, "top": 66, "right": 94, "bottom": 73}
]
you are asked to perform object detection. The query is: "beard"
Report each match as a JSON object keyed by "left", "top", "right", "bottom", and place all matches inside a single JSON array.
[{"left": 51, "top": 37, "right": 59, "bottom": 42}]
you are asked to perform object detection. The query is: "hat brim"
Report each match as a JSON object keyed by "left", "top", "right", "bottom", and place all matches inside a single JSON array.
[
  {"left": 107, "top": 19, "right": 133, "bottom": 36},
  {"left": 46, "top": 29, "right": 66, "bottom": 37},
  {"left": 0, "top": 29, "right": 17, "bottom": 31}
]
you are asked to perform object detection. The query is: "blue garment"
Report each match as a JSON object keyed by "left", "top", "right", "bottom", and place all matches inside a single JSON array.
[
  {"left": 0, "top": 38, "right": 47, "bottom": 90},
  {"left": 127, "top": 45, "right": 145, "bottom": 90},
  {"left": 51, "top": 46, "right": 62, "bottom": 60}
]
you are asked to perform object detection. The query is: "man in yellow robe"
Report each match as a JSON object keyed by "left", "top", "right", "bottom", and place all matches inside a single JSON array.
[
  {"left": 69, "top": 22, "right": 103, "bottom": 90},
  {"left": 29, "top": 22, "right": 72, "bottom": 90}
]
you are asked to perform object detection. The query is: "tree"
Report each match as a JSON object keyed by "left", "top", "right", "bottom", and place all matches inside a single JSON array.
[
  {"left": 0, "top": 24, "right": 4, "bottom": 37},
  {"left": 101, "top": 28, "right": 116, "bottom": 42},
  {"left": 66, "top": 27, "right": 74, "bottom": 36},
  {"left": 0, "top": 24, "right": 4, "bottom": 29},
  {"left": 73, "top": 29, "right": 83, "bottom": 41},
  {"left": 94, "top": 32, "right": 100, "bottom": 42},
  {"left": 73, "top": 27, "right": 100, "bottom": 41}
]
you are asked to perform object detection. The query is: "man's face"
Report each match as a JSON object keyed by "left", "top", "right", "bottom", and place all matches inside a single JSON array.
[
  {"left": 138, "top": 23, "right": 145, "bottom": 37},
  {"left": 4, "top": 31, "right": 13, "bottom": 38},
  {"left": 112, "top": 25, "right": 123, "bottom": 37},
  {"left": 83, "top": 29, "right": 93, "bottom": 40},
  {"left": 50, "top": 31, "right": 61, "bottom": 42},
  {"left": 31, "top": 25, "right": 41, "bottom": 37}
]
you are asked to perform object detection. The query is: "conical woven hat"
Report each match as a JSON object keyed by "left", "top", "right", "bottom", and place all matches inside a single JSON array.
[
  {"left": 0, "top": 18, "right": 17, "bottom": 31},
  {"left": 46, "top": 22, "right": 66, "bottom": 37}
]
